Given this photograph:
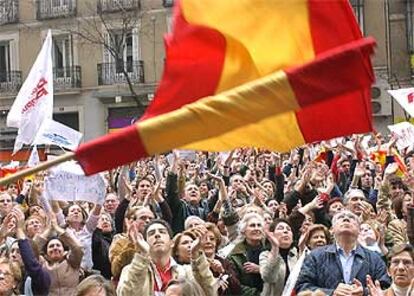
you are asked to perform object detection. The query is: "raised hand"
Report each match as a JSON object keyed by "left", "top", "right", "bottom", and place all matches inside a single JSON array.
[
  {"left": 129, "top": 223, "right": 150, "bottom": 255},
  {"left": 366, "top": 275, "right": 383, "bottom": 296},
  {"left": 264, "top": 228, "right": 279, "bottom": 256}
]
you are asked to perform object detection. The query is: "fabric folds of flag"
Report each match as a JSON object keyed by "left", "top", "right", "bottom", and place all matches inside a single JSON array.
[{"left": 76, "top": 0, "right": 376, "bottom": 175}]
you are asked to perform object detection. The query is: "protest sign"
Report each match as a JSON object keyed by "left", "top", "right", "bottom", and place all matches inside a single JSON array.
[
  {"left": 388, "top": 121, "right": 414, "bottom": 150},
  {"left": 44, "top": 161, "right": 105, "bottom": 204}
]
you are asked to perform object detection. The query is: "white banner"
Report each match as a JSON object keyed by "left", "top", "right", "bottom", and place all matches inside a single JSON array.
[
  {"left": 44, "top": 161, "right": 106, "bottom": 205},
  {"left": 34, "top": 119, "right": 82, "bottom": 150},
  {"left": 388, "top": 88, "right": 414, "bottom": 118},
  {"left": 7, "top": 30, "right": 54, "bottom": 153},
  {"left": 387, "top": 121, "right": 414, "bottom": 150},
  {"left": 27, "top": 145, "right": 40, "bottom": 167}
]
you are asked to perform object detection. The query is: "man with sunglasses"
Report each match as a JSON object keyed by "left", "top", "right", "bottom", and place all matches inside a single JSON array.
[{"left": 296, "top": 210, "right": 391, "bottom": 295}]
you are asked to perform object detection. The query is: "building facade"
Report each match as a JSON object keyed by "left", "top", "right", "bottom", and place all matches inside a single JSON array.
[
  {"left": 0, "top": 0, "right": 413, "bottom": 158},
  {"left": 0, "top": 0, "right": 173, "bottom": 158}
]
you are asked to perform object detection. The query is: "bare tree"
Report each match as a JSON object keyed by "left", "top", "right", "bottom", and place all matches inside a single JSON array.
[{"left": 70, "top": 0, "right": 151, "bottom": 108}]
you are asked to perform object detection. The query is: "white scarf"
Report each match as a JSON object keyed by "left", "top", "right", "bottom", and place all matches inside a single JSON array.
[{"left": 392, "top": 283, "right": 409, "bottom": 296}]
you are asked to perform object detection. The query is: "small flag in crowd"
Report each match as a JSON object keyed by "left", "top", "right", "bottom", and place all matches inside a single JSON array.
[
  {"left": 388, "top": 88, "right": 414, "bottom": 118},
  {"left": 7, "top": 30, "right": 54, "bottom": 154},
  {"left": 75, "top": 0, "right": 376, "bottom": 175}
]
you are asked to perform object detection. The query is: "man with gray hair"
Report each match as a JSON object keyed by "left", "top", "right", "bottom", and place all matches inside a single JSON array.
[{"left": 295, "top": 210, "right": 391, "bottom": 295}]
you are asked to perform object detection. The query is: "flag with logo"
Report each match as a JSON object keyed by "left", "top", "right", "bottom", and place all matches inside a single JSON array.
[
  {"left": 7, "top": 30, "right": 54, "bottom": 154},
  {"left": 388, "top": 88, "right": 414, "bottom": 118}
]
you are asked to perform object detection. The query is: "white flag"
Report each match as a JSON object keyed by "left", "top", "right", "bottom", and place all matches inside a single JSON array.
[
  {"left": 27, "top": 145, "right": 40, "bottom": 167},
  {"left": 387, "top": 121, "right": 414, "bottom": 150},
  {"left": 388, "top": 88, "right": 414, "bottom": 118},
  {"left": 33, "top": 119, "right": 83, "bottom": 151},
  {"left": 7, "top": 30, "right": 53, "bottom": 154}
]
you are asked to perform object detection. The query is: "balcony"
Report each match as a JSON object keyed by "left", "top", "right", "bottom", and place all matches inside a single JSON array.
[
  {"left": 97, "top": 0, "right": 140, "bottom": 13},
  {"left": 98, "top": 61, "right": 144, "bottom": 85},
  {"left": 53, "top": 66, "right": 81, "bottom": 91},
  {"left": 0, "top": 71, "right": 22, "bottom": 94},
  {"left": 36, "top": 0, "right": 76, "bottom": 20},
  {"left": 0, "top": 0, "right": 19, "bottom": 25},
  {"left": 163, "top": 0, "right": 174, "bottom": 8}
]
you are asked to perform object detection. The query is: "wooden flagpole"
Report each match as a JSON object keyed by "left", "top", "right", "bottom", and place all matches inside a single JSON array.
[{"left": 0, "top": 152, "right": 76, "bottom": 186}]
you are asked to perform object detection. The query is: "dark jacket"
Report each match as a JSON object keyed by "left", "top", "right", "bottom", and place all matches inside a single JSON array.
[
  {"left": 227, "top": 240, "right": 269, "bottom": 296},
  {"left": 18, "top": 239, "right": 51, "bottom": 296},
  {"left": 295, "top": 244, "right": 391, "bottom": 295},
  {"left": 166, "top": 172, "right": 211, "bottom": 234},
  {"left": 212, "top": 255, "right": 241, "bottom": 296},
  {"left": 92, "top": 228, "right": 113, "bottom": 279}
]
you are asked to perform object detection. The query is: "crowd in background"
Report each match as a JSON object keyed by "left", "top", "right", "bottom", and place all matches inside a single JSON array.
[{"left": 0, "top": 132, "right": 414, "bottom": 296}]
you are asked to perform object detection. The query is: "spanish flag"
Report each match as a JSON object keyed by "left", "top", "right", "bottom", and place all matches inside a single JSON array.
[{"left": 76, "top": 0, "right": 375, "bottom": 175}]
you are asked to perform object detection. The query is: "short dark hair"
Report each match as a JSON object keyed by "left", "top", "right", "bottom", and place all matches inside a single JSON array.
[
  {"left": 269, "top": 218, "right": 292, "bottom": 232},
  {"left": 143, "top": 219, "right": 173, "bottom": 240}
]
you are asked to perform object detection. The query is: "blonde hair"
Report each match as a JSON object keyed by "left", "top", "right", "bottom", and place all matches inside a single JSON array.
[{"left": 75, "top": 275, "right": 115, "bottom": 296}]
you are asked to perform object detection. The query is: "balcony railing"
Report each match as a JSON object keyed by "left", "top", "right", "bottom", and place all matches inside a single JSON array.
[
  {"left": 97, "top": 61, "right": 144, "bottom": 85},
  {"left": 36, "top": 0, "right": 76, "bottom": 20},
  {"left": 163, "top": 0, "right": 174, "bottom": 8},
  {"left": 0, "top": 0, "right": 19, "bottom": 25},
  {"left": 53, "top": 66, "right": 81, "bottom": 90},
  {"left": 0, "top": 71, "right": 22, "bottom": 94},
  {"left": 97, "top": 0, "right": 140, "bottom": 13}
]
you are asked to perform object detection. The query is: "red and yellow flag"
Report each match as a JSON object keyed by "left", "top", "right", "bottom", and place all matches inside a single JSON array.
[{"left": 76, "top": 0, "right": 375, "bottom": 175}]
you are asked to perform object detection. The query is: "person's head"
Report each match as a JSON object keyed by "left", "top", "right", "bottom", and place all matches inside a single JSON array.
[
  {"left": 184, "top": 216, "right": 205, "bottom": 230},
  {"left": 263, "top": 212, "right": 273, "bottom": 230},
  {"left": 305, "top": 224, "right": 330, "bottom": 250},
  {"left": 361, "top": 170, "right": 373, "bottom": 188},
  {"left": 103, "top": 193, "right": 119, "bottom": 215},
  {"left": 135, "top": 178, "right": 153, "bottom": 200},
  {"left": 359, "top": 221, "right": 379, "bottom": 246},
  {"left": 64, "top": 204, "right": 88, "bottom": 225},
  {"left": 125, "top": 206, "right": 155, "bottom": 234},
  {"left": 0, "top": 258, "right": 21, "bottom": 295},
  {"left": 28, "top": 205, "right": 47, "bottom": 222},
  {"left": 327, "top": 198, "right": 344, "bottom": 218},
  {"left": 387, "top": 244, "right": 414, "bottom": 288},
  {"left": 97, "top": 212, "right": 113, "bottom": 233},
  {"left": 229, "top": 174, "right": 244, "bottom": 190},
  {"left": 269, "top": 219, "right": 293, "bottom": 250},
  {"left": 25, "top": 215, "right": 45, "bottom": 238},
  {"left": 201, "top": 223, "right": 222, "bottom": 258},
  {"left": 44, "top": 237, "right": 66, "bottom": 263},
  {"left": 166, "top": 276, "right": 206, "bottom": 296},
  {"left": 402, "top": 191, "right": 413, "bottom": 219},
  {"left": 143, "top": 219, "right": 174, "bottom": 259},
  {"left": 198, "top": 181, "right": 210, "bottom": 197},
  {"left": 239, "top": 213, "right": 264, "bottom": 246},
  {"left": 266, "top": 199, "right": 279, "bottom": 214},
  {"left": 6, "top": 183, "right": 18, "bottom": 197},
  {"left": 75, "top": 274, "right": 115, "bottom": 296},
  {"left": 183, "top": 183, "right": 201, "bottom": 205},
  {"left": 172, "top": 231, "right": 196, "bottom": 264},
  {"left": 344, "top": 189, "right": 366, "bottom": 216},
  {"left": 8, "top": 241, "right": 21, "bottom": 266},
  {"left": 331, "top": 210, "right": 360, "bottom": 242},
  {"left": 0, "top": 193, "right": 13, "bottom": 217},
  {"left": 339, "top": 159, "right": 351, "bottom": 174},
  {"left": 389, "top": 177, "right": 405, "bottom": 200},
  {"left": 260, "top": 180, "right": 276, "bottom": 199}
]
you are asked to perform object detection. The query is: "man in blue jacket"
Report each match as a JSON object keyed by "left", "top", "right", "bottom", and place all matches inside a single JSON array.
[{"left": 295, "top": 210, "right": 391, "bottom": 295}]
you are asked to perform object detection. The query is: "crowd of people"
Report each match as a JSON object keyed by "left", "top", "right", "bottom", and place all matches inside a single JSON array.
[{"left": 0, "top": 133, "right": 414, "bottom": 296}]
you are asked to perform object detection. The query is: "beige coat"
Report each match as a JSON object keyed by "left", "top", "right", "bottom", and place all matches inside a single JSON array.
[
  {"left": 117, "top": 252, "right": 217, "bottom": 296},
  {"left": 36, "top": 232, "right": 84, "bottom": 296}
]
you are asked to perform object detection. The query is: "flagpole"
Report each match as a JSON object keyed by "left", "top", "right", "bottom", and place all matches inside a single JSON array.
[{"left": 0, "top": 152, "right": 75, "bottom": 186}]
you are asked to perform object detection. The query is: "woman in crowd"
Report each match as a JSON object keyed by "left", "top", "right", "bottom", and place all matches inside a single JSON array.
[
  {"left": 35, "top": 214, "right": 84, "bottom": 296},
  {"left": 201, "top": 222, "right": 241, "bottom": 296},
  {"left": 92, "top": 212, "right": 115, "bottom": 279},
  {"left": 227, "top": 212, "right": 268, "bottom": 296}
]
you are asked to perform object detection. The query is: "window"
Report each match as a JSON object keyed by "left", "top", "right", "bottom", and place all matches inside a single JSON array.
[
  {"left": 53, "top": 112, "right": 79, "bottom": 131},
  {"left": 350, "top": 0, "right": 364, "bottom": 34},
  {"left": 104, "top": 27, "right": 140, "bottom": 74},
  {"left": 52, "top": 34, "right": 73, "bottom": 78},
  {"left": 408, "top": 0, "right": 414, "bottom": 53},
  {"left": 0, "top": 41, "right": 10, "bottom": 82}
]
